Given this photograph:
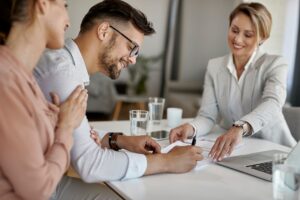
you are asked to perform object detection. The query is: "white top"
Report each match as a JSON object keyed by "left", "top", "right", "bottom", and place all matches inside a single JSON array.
[
  {"left": 90, "top": 120, "right": 291, "bottom": 200},
  {"left": 34, "top": 38, "right": 147, "bottom": 182},
  {"left": 190, "top": 50, "right": 257, "bottom": 135}
]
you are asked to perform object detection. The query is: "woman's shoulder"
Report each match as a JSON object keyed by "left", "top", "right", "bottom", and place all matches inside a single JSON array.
[
  {"left": 254, "top": 52, "right": 287, "bottom": 70},
  {"left": 206, "top": 54, "right": 229, "bottom": 72}
]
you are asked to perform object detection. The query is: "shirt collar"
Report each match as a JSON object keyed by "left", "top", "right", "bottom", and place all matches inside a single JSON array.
[
  {"left": 227, "top": 48, "right": 257, "bottom": 77},
  {"left": 64, "top": 38, "right": 90, "bottom": 86}
]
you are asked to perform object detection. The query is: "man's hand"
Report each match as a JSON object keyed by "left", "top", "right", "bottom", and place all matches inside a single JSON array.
[
  {"left": 169, "top": 123, "right": 194, "bottom": 143},
  {"left": 144, "top": 145, "right": 203, "bottom": 175},
  {"left": 118, "top": 135, "right": 161, "bottom": 154},
  {"left": 209, "top": 126, "right": 243, "bottom": 161},
  {"left": 165, "top": 146, "right": 203, "bottom": 173}
]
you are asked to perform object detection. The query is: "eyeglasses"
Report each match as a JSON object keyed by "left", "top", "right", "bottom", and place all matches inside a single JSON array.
[{"left": 110, "top": 25, "right": 139, "bottom": 57}]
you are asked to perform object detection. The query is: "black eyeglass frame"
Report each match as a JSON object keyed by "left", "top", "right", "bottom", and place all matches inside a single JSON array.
[{"left": 109, "top": 25, "right": 139, "bottom": 57}]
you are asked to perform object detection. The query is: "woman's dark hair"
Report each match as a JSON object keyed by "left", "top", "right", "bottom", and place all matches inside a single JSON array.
[
  {"left": 80, "top": 0, "right": 155, "bottom": 35},
  {"left": 0, "top": 0, "right": 37, "bottom": 44}
]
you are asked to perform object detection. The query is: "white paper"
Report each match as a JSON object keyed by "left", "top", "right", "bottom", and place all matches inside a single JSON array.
[{"left": 161, "top": 137, "right": 244, "bottom": 171}]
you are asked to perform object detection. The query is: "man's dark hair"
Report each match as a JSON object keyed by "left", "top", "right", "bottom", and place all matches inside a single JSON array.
[{"left": 80, "top": 0, "right": 155, "bottom": 35}]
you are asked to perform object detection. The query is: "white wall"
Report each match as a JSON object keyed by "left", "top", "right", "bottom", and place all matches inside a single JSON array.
[
  {"left": 244, "top": 0, "right": 299, "bottom": 99},
  {"left": 177, "top": 0, "right": 236, "bottom": 86}
]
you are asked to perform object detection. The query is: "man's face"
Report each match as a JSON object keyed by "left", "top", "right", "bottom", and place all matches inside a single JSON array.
[{"left": 98, "top": 24, "right": 144, "bottom": 80}]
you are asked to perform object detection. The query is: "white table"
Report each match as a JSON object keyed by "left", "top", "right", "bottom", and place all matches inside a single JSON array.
[{"left": 90, "top": 119, "right": 290, "bottom": 200}]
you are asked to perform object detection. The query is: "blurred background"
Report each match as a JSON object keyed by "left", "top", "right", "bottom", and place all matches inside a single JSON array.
[{"left": 66, "top": 0, "right": 299, "bottom": 120}]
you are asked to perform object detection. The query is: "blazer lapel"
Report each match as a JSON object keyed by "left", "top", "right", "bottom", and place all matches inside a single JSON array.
[
  {"left": 242, "top": 50, "right": 266, "bottom": 113},
  {"left": 216, "top": 55, "right": 231, "bottom": 114}
]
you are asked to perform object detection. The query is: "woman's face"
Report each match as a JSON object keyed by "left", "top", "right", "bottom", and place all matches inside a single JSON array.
[
  {"left": 45, "top": 0, "right": 69, "bottom": 49},
  {"left": 227, "top": 13, "right": 260, "bottom": 61}
]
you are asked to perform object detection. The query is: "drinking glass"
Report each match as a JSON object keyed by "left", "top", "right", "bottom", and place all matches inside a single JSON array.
[
  {"left": 273, "top": 153, "right": 300, "bottom": 200},
  {"left": 129, "top": 110, "right": 148, "bottom": 136},
  {"left": 148, "top": 97, "right": 165, "bottom": 125}
]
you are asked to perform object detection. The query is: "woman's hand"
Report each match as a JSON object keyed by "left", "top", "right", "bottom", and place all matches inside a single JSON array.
[
  {"left": 209, "top": 126, "right": 243, "bottom": 161},
  {"left": 169, "top": 123, "right": 195, "bottom": 143},
  {"left": 53, "top": 85, "right": 88, "bottom": 131}
]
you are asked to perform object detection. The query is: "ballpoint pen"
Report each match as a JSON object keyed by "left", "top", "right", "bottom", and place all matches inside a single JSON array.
[{"left": 191, "top": 136, "right": 196, "bottom": 146}]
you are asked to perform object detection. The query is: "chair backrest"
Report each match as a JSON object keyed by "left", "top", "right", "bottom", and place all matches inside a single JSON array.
[{"left": 282, "top": 106, "right": 300, "bottom": 141}]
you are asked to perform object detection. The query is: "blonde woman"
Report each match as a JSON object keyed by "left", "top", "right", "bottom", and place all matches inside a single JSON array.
[{"left": 170, "top": 2, "right": 296, "bottom": 161}]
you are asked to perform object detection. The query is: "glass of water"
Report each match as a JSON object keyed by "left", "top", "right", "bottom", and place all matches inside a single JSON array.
[
  {"left": 129, "top": 110, "right": 148, "bottom": 136},
  {"left": 273, "top": 153, "right": 300, "bottom": 200},
  {"left": 148, "top": 97, "right": 165, "bottom": 125}
]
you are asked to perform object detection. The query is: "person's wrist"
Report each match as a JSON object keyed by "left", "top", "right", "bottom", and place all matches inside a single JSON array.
[
  {"left": 232, "top": 126, "right": 243, "bottom": 136},
  {"left": 116, "top": 135, "right": 127, "bottom": 150},
  {"left": 56, "top": 121, "right": 73, "bottom": 134},
  {"left": 108, "top": 132, "right": 123, "bottom": 151},
  {"left": 233, "top": 121, "right": 251, "bottom": 137},
  {"left": 162, "top": 152, "right": 175, "bottom": 172},
  {"left": 144, "top": 153, "right": 169, "bottom": 175}
]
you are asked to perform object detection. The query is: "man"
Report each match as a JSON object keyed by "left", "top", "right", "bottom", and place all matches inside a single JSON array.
[{"left": 35, "top": 0, "right": 203, "bottom": 198}]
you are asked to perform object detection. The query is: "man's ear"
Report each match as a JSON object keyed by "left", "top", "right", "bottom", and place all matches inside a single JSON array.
[
  {"left": 35, "top": 0, "right": 49, "bottom": 15},
  {"left": 97, "top": 22, "right": 110, "bottom": 41}
]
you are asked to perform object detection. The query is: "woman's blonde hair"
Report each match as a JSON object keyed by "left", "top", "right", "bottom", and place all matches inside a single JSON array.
[{"left": 229, "top": 2, "right": 272, "bottom": 42}]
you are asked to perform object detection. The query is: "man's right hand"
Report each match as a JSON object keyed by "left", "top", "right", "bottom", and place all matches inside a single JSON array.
[
  {"left": 169, "top": 123, "right": 195, "bottom": 143},
  {"left": 144, "top": 145, "right": 203, "bottom": 175},
  {"left": 165, "top": 146, "right": 203, "bottom": 173}
]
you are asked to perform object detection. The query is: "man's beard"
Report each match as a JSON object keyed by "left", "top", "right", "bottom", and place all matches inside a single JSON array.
[
  {"left": 98, "top": 35, "right": 122, "bottom": 79},
  {"left": 100, "top": 51, "right": 121, "bottom": 80}
]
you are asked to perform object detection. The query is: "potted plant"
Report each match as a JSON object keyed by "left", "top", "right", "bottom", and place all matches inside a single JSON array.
[{"left": 127, "top": 54, "right": 161, "bottom": 96}]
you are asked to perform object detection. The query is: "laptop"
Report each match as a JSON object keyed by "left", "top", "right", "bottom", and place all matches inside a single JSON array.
[{"left": 217, "top": 141, "right": 300, "bottom": 181}]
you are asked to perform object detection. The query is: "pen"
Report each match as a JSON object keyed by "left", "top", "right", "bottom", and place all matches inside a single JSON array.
[{"left": 191, "top": 136, "right": 196, "bottom": 146}]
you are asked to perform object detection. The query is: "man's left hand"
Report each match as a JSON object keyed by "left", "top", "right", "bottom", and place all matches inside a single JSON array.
[{"left": 118, "top": 135, "right": 161, "bottom": 154}]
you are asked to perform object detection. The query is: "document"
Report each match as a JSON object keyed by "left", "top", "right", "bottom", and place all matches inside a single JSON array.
[{"left": 161, "top": 137, "right": 243, "bottom": 170}]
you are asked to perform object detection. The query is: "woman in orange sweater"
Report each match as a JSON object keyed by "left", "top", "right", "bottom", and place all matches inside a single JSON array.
[{"left": 0, "top": 0, "right": 87, "bottom": 199}]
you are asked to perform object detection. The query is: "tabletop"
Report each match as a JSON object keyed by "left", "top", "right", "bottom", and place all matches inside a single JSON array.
[{"left": 89, "top": 119, "right": 291, "bottom": 200}]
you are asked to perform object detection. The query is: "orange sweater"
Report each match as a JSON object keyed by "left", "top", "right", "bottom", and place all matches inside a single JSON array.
[{"left": 0, "top": 46, "right": 72, "bottom": 200}]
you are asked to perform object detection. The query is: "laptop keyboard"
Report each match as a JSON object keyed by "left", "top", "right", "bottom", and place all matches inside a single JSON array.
[{"left": 246, "top": 161, "right": 272, "bottom": 175}]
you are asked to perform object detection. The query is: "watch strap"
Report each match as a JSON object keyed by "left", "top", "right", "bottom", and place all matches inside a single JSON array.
[
  {"left": 108, "top": 132, "right": 123, "bottom": 151},
  {"left": 233, "top": 121, "right": 250, "bottom": 137}
]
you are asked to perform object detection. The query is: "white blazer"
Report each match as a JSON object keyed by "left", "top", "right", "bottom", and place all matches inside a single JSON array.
[{"left": 190, "top": 50, "right": 296, "bottom": 147}]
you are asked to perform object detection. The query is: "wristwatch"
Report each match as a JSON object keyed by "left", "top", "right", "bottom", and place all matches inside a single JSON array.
[
  {"left": 233, "top": 121, "right": 250, "bottom": 137},
  {"left": 108, "top": 132, "right": 123, "bottom": 151}
]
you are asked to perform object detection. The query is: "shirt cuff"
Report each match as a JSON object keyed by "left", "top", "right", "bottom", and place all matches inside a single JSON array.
[
  {"left": 189, "top": 122, "right": 197, "bottom": 138},
  {"left": 121, "top": 151, "right": 147, "bottom": 180}
]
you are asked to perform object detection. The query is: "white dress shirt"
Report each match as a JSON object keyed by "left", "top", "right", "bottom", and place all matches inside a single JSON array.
[
  {"left": 34, "top": 38, "right": 147, "bottom": 182},
  {"left": 190, "top": 50, "right": 257, "bottom": 136}
]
